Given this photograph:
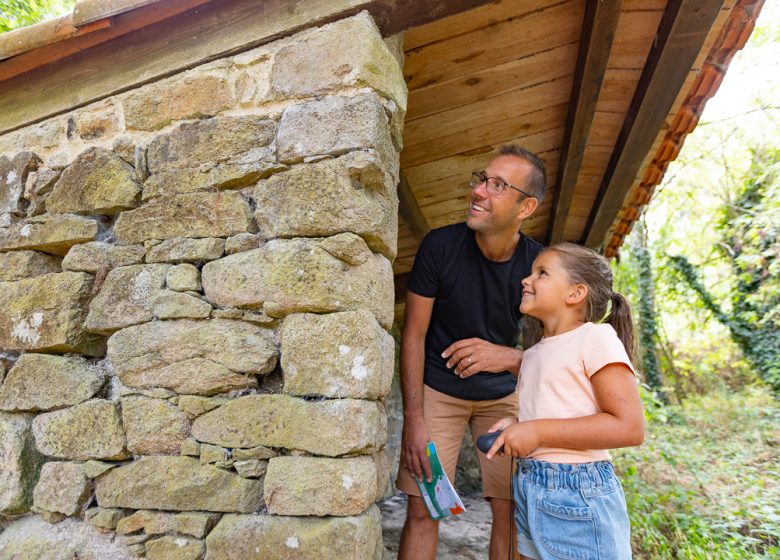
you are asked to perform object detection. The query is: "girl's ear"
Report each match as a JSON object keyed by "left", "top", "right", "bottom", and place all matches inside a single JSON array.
[{"left": 567, "top": 283, "right": 588, "bottom": 305}]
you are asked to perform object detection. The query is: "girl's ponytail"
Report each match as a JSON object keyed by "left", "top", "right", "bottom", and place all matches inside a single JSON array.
[
  {"left": 606, "top": 292, "right": 635, "bottom": 362},
  {"left": 543, "top": 243, "right": 636, "bottom": 360}
]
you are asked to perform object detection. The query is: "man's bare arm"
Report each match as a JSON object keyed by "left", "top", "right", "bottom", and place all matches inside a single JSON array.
[{"left": 399, "top": 292, "right": 435, "bottom": 482}]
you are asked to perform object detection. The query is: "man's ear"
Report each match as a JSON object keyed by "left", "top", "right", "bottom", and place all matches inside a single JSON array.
[
  {"left": 516, "top": 197, "right": 539, "bottom": 221},
  {"left": 567, "top": 283, "right": 588, "bottom": 305}
]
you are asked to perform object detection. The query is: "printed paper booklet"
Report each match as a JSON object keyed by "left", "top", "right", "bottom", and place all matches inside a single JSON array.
[{"left": 415, "top": 441, "right": 466, "bottom": 520}]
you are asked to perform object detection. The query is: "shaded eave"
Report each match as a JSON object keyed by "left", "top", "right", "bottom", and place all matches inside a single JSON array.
[{"left": 0, "top": 0, "right": 765, "bottom": 273}]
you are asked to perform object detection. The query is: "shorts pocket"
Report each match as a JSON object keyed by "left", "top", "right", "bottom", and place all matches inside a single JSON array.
[{"left": 536, "top": 497, "right": 599, "bottom": 560}]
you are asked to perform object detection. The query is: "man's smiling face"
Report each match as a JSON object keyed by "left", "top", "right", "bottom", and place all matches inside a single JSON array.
[{"left": 466, "top": 154, "right": 534, "bottom": 235}]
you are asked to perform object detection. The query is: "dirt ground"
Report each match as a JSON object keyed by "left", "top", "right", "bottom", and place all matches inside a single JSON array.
[{"left": 379, "top": 492, "right": 493, "bottom": 559}]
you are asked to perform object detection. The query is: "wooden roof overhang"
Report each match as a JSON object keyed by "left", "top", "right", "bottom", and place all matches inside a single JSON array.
[{"left": 0, "top": 0, "right": 763, "bottom": 305}]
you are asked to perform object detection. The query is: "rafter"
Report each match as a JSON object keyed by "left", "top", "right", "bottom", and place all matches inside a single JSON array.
[
  {"left": 548, "top": 0, "right": 622, "bottom": 244},
  {"left": 583, "top": 0, "right": 724, "bottom": 249}
]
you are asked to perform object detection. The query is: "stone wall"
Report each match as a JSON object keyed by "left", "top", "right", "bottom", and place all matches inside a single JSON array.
[{"left": 0, "top": 12, "right": 405, "bottom": 559}]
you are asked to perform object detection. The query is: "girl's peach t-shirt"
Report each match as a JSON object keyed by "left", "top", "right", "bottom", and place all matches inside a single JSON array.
[{"left": 517, "top": 322, "right": 636, "bottom": 464}]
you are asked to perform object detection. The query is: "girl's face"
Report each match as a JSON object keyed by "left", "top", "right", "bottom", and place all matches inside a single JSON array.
[{"left": 520, "top": 251, "right": 575, "bottom": 319}]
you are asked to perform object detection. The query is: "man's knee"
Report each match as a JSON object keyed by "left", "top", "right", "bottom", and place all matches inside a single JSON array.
[{"left": 406, "top": 496, "right": 438, "bottom": 525}]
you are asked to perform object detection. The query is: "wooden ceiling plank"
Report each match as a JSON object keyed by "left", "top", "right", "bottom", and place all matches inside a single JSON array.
[
  {"left": 403, "top": 0, "right": 583, "bottom": 91},
  {"left": 404, "top": 75, "right": 572, "bottom": 146},
  {"left": 397, "top": 172, "right": 430, "bottom": 243},
  {"left": 403, "top": 0, "right": 563, "bottom": 51},
  {"left": 406, "top": 42, "right": 578, "bottom": 122},
  {"left": 583, "top": 0, "right": 725, "bottom": 249},
  {"left": 548, "top": 0, "right": 622, "bottom": 244},
  {"left": 402, "top": 101, "right": 569, "bottom": 168}
]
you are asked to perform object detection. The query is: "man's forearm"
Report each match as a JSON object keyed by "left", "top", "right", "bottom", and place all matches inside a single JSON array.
[{"left": 400, "top": 336, "right": 426, "bottom": 420}]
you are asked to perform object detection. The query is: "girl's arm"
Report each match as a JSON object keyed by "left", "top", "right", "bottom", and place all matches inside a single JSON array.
[{"left": 487, "top": 363, "right": 644, "bottom": 459}]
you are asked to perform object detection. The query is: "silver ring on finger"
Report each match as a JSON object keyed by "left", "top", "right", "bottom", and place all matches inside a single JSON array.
[{"left": 467, "top": 355, "right": 472, "bottom": 364}]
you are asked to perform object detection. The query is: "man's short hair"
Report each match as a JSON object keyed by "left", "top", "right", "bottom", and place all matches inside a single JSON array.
[{"left": 499, "top": 145, "right": 547, "bottom": 201}]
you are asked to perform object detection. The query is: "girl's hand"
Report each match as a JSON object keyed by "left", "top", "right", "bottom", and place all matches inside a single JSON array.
[
  {"left": 487, "top": 417, "right": 516, "bottom": 433},
  {"left": 486, "top": 421, "right": 540, "bottom": 459}
]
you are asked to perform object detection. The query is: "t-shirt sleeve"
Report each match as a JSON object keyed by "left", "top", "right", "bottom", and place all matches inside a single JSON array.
[
  {"left": 582, "top": 324, "right": 636, "bottom": 378},
  {"left": 406, "top": 231, "right": 442, "bottom": 298}
]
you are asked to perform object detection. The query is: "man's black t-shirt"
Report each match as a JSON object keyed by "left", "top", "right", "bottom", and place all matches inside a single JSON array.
[{"left": 407, "top": 222, "right": 543, "bottom": 401}]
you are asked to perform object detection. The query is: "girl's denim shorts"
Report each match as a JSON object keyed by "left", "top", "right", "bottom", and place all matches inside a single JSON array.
[{"left": 513, "top": 458, "right": 632, "bottom": 560}]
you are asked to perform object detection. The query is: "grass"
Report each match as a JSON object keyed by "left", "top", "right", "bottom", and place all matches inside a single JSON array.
[{"left": 613, "top": 385, "right": 779, "bottom": 559}]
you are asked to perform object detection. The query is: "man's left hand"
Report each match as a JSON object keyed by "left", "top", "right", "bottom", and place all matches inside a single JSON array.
[{"left": 442, "top": 338, "right": 523, "bottom": 378}]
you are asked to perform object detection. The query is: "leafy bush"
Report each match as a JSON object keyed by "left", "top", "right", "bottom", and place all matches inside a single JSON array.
[{"left": 615, "top": 386, "right": 779, "bottom": 558}]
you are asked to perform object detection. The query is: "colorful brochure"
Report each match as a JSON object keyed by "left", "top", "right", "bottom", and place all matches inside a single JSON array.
[{"left": 414, "top": 441, "right": 466, "bottom": 520}]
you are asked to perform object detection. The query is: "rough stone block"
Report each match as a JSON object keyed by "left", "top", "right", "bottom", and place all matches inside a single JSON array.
[
  {"left": 32, "top": 399, "right": 127, "bottom": 460},
  {"left": 0, "top": 354, "right": 105, "bottom": 412},
  {"left": 200, "top": 443, "right": 229, "bottom": 464},
  {"left": 85, "top": 507, "right": 127, "bottom": 530},
  {"left": 146, "top": 536, "right": 205, "bottom": 560},
  {"left": 0, "top": 412, "right": 43, "bottom": 515},
  {"left": 83, "top": 461, "right": 118, "bottom": 479},
  {"left": 62, "top": 242, "right": 145, "bottom": 273},
  {"left": 114, "top": 192, "right": 253, "bottom": 245},
  {"left": 202, "top": 234, "right": 394, "bottom": 329},
  {"left": 224, "top": 232, "right": 260, "bottom": 255},
  {"left": 85, "top": 264, "right": 170, "bottom": 334},
  {"left": 33, "top": 462, "right": 91, "bottom": 516},
  {"left": 152, "top": 290, "right": 212, "bottom": 319},
  {"left": 265, "top": 456, "right": 376, "bottom": 516},
  {"left": 0, "top": 250, "right": 61, "bottom": 281},
  {"left": 72, "top": 101, "right": 120, "bottom": 141},
  {"left": 171, "top": 512, "right": 221, "bottom": 538},
  {"left": 143, "top": 155, "right": 285, "bottom": 200},
  {"left": 191, "top": 394, "right": 386, "bottom": 456},
  {"left": 107, "top": 319, "right": 276, "bottom": 390},
  {"left": 0, "top": 272, "right": 105, "bottom": 355},
  {"left": 0, "top": 516, "right": 137, "bottom": 560},
  {"left": 166, "top": 263, "right": 202, "bottom": 290},
  {"left": 95, "top": 456, "right": 263, "bottom": 513},
  {"left": 122, "top": 397, "right": 191, "bottom": 455},
  {"left": 276, "top": 92, "right": 396, "bottom": 176},
  {"left": 116, "top": 510, "right": 172, "bottom": 535},
  {"left": 0, "top": 151, "right": 40, "bottom": 216},
  {"left": 204, "top": 505, "right": 383, "bottom": 560},
  {"left": 178, "top": 396, "right": 228, "bottom": 417},
  {"left": 234, "top": 459, "right": 267, "bottom": 479},
  {"left": 281, "top": 310, "right": 393, "bottom": 399},
  {"left": 123, "top": 73, "right": 233, "bottom": 131},
  {"left": 254, "top": 151, "right": 397, "bottom": 259},
  {"left": 146, "top": 115, "right": 276, "bottom": 173},
  {"left": 180, "top": 437, "right": 201, "bottom": 456},
  {"left": 232, "top": 445, "right": 276, "bottom": 461},
  {"left": 0, "top": 214, "right": 98, "bottom": 255},
  {"left": 47, "top": 148, "right": 141, "bottom": 215},
  {"left": 146, "top": 238, "right": 224, "bottom": 264},
  {"left": 270, "top": 12, "right": 407, "bottom": 111}
]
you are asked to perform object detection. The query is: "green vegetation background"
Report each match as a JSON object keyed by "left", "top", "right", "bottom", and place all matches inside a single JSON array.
[{"left": 612, "top": 4, "right": 779, "bottom": 557}]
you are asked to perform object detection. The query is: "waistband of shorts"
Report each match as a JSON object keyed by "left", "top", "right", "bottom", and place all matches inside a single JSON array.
[{"left": 515, "top": 458, "right": 616, "bottom": 491}]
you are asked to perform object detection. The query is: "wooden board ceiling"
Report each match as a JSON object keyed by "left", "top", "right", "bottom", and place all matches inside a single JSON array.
[{"left": 393, "top": 0, "right": 752, "bottom": 279}]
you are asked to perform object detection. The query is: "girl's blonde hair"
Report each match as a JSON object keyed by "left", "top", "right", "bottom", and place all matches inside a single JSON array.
[{"left": 542, "top": 243, "right": 635, "bottom": 360}]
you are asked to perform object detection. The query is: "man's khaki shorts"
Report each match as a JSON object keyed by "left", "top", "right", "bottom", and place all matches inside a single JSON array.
[{"left": 395, "top": 384, "right": 517, "bottom": 500}]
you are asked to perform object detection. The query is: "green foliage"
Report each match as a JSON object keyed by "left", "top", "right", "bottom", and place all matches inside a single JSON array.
[
  {"left": 632, "top": 221, "right": 665, "bottom": 396},
  {"left": 667, "top": 148, "right": 780, "bottom": 392},
  {"left": 615, "top": 386, "right": 780, "bottom": 559},
  {"left": 0, "top": 0, "right": 76, "bottom": 33}
]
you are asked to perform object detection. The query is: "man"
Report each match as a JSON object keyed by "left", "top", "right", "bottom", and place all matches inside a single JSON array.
[{"left": 396, "top": 145, "right": 546, "bottom": 560}]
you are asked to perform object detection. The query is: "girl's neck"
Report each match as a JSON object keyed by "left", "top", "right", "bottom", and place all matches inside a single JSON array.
[{"left": 540, "top": 314, "right": 586, "bottom": 338}]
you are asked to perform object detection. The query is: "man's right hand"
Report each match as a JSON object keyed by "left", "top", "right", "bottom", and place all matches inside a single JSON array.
[{"left": 400, "top": 415, "right": 433, "bottom": 483}]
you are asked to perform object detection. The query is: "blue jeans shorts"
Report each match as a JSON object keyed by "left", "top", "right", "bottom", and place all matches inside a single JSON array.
[{"left": 513, "top": 459, "right": 632, "bottom": 560}]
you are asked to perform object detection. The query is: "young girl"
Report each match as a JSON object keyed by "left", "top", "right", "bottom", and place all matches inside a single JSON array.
[{"left": 486, "top": 243, "right": 644, "bottom": 560}]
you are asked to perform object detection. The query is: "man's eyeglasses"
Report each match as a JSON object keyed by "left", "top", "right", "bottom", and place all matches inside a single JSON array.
[{"left": 470, "top": 171, "right": 533, "bottom": 198}]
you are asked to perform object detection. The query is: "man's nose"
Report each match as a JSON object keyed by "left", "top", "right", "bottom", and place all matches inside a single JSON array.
[{"left": 471, "top": 179, "right": 489, "bottom": 198}]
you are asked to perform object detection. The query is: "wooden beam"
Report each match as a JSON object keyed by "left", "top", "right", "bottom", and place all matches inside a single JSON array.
[
  {"left": 397, "top": 173, "right": 430, "bottom": 243},
  {"left": 583, "top": 0, "right": 724, "bottom": 249},
  {"left": 548, "top": 0, "right": 622, "bottom": 244},
  {"left": 0, "top": 0, "right": 499, "bottom": 134},
  {"left": 394, "top": 272, "right": 410, "bottom": 304}
]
